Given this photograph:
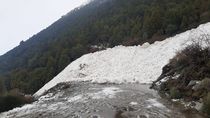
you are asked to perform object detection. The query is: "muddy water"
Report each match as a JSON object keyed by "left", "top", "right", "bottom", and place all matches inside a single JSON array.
[{"left": 0, "top": 82, "right": 205, "bottom": 118}]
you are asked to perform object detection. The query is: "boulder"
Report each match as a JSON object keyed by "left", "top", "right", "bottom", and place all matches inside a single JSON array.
[
  {"left": 187, "top": 80, "right": 197, "bottom": 87},
  {"left": 192, "top": 81, "right": 202, "bottom": 91}
]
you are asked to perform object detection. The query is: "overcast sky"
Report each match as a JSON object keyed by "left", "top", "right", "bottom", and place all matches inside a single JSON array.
[{"left": 0, "top": 0, "right": 88, "bottom": 55}]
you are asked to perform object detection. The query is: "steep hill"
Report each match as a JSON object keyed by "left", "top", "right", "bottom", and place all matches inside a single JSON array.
[
  {"left": 0, "top": 0, "right": 210, "bottom": 94},
  {"left": 35, "top": 22, "right": 210, "bottom": 97},
  {"left": 1, "top": 22, "right": 209, "bottom": 118}
]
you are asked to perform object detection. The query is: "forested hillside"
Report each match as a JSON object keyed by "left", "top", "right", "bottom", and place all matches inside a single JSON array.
[{"left": 0, "top": 0, "right": 210, "bottom": 94}]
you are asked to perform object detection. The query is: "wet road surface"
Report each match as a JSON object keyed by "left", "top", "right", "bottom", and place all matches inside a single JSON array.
[{"left": 0, "top": 82, "right": 205, "bottom": 118}]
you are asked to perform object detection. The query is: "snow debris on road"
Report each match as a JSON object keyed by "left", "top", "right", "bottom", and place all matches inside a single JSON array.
[{"left": 35, "top": 23, "right": 210, "bottom": 97}]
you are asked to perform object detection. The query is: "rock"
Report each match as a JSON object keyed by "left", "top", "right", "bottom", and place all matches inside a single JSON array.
[
  {"left": 192, "top": 81, "right": 202, "bottom": 91},
  {"left": 187, "top": 80, "right": 197, "bottom": 87},
  {"left": 194, "top": 102, "right": 203, "bottom": 110}
]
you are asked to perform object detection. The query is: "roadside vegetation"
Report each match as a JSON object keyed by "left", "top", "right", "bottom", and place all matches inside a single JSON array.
[
  {"left": 0, "top": 89, "right": 34, "bottom": 113},
  {"left": 151, "top": 38, "right": 210, "bottom": 116}
]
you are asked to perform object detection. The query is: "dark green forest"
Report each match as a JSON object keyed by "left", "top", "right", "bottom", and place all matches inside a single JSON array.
[{"left": 0, "top": 0, "right": 210, "bottom": 95}]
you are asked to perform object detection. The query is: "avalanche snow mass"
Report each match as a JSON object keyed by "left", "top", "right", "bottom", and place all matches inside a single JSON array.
[{"left": 35, "top": 22, "right": 210, "bottom": 97}]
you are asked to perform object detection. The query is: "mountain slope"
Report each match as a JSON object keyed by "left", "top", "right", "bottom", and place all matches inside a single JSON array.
[
  {"left": 1, "top": 0, "right": 210, "bottom": 94},
  {"left": 35, "top": 22, "right": 210, "bottom": 96},
  {"left": 1, "top": 23, "right": 209, "bottom": 118}
]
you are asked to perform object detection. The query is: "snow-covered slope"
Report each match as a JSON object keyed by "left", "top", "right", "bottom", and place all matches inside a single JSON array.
[{"left": 35, "top": 23, "right": 210, "bottom": 97}]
